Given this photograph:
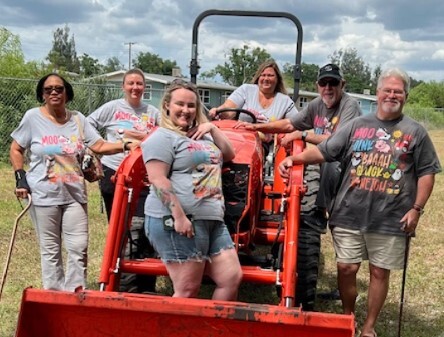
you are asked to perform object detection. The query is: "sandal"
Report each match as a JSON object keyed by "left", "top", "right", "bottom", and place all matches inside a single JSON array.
[{"left": 360, "top": 331, "right": 377, "bottom": 337}]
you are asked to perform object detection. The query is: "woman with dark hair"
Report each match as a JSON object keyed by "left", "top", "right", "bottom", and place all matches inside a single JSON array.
[
  {"left": 10, "top": 73, "right": 138, "bottom": 291},
  {"left": 142, "top": 80, "right": 242, "bottom": 300}
]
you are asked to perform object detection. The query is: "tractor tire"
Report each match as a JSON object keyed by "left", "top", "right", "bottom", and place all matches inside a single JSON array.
[
  {"left": 295, "top": 164, "right": 322, "bottom": 310},
  {"left": 300, "top": 164, "right": 320, "bottom": 217},
  {"left": 295, "top": 227, "right": 321, "bottom": 311},
  {"left": 119, "top": 215, "right": 157, "bottom": 293}
]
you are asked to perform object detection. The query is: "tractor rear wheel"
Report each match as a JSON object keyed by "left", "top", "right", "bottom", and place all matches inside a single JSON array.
[{"left": 295, "top": 164, "right": 322, "bottom": 310}]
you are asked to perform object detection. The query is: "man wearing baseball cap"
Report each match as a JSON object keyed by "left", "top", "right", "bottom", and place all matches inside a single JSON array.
[{"left": 237, "top": 63, "right": 362, "bottom": 224}]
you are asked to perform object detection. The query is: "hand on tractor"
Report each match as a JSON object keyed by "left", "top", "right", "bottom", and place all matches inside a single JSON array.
[
  {"left": 233, "top": 121, "right": 254, "bottom": 130},
  {"left": 278, "top": 157, "right": 294, "bottom": 180},
  {"left": 280, "top": 131, "right": 301, "bottom": 148},
  {"left": 208, "top": 108, "right": 219, "bottom": 120}
]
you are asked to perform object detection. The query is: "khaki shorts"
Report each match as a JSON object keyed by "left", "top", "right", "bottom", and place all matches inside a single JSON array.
[{"left": 331, "top": 226, "right": 407, "bottom": 270}]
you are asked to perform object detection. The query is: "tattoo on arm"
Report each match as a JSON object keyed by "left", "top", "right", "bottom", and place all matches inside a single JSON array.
[{"left": 156, "top": 187, "right": 176, "bottom": 211}]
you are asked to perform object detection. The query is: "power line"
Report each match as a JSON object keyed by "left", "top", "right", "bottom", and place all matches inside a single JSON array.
[{"left": 124, "top": 42, "right": 136, "bottom": 69}]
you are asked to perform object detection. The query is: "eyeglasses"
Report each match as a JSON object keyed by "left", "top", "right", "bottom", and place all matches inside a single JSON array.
[
  {"left": 380, "top": 88, "right": 405, "bottom": 97},
  {"left": 43, "top": 86, "right": 65, "bottom": 94},
  {"left": 318, "top": 78, "right": 341, "bottom": 87}
]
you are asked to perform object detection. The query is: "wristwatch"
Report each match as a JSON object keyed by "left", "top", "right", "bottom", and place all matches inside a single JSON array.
[{"left": 301, "top": 131, "right": 308, "bottom": 141}]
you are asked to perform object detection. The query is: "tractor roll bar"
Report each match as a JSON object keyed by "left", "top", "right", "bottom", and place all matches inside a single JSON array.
[{"left": 190, "top": 9, "right": 303, "bottom": 102}]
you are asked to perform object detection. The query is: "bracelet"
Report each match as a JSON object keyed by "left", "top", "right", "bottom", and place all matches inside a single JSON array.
[
  {"left": 412, "top": 204, "right": 424, "bottom": 215},
  {"left": 301, "top": 131, "right": 308, "bottom": 141},
  {"left": 123, "top": 141, "right": 132, "bottom": 152}
]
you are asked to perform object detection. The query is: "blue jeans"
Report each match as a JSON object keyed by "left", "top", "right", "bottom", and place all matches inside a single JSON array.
[{"left": 144, "top": 216, "right": 235, "bottom": 263}]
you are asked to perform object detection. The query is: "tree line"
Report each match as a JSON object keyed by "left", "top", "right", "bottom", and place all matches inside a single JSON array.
[{"left": 1, "top": 25, "right": 444, "bottom": 109}]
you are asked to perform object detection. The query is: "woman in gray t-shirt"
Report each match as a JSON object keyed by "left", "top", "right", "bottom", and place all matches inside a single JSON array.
[
  {"left": 142, "top": 80, "right": 242, "bottom": 300},
  {"left": 10, "top": 73, "right": 137, "bottom": 291}
]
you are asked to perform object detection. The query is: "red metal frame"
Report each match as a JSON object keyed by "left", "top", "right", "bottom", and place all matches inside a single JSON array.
[{"left": 15, "top": 121, "right": 355, "bottom": 336}]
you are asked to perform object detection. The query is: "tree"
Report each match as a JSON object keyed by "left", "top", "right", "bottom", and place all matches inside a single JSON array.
[
  {"left": 200, "top": 45, "right": 271, "bottom": 86},
  {"left": 0, "top": 27, "right": 46, "bottom": 77},
  {"left": 103, "top": 57, "right": 124, "bottom": 73},
  {"left": 79, "top": 53, "right": 103, "bottom": 77},
  {"left": 133, "top": 52, "right": 178, "bottom": 75},
  {"left": 47, "top": 24, "right": 80, "bottom": 73},
  {"left": 0, "top": 27, "right": 26, "bottom": 76},
  {"left": 283, "top": 62, "right": 319, "bottom": 92},
  {"left": 407, "top": 81, "right": 444, "bottom": 108},
  {"left": 329, "top": 48, "right": 372, "bottom": 94}
]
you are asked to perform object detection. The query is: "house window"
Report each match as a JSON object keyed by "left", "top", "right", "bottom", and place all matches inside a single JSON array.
[
  {"left": 299, "top": 97, "right": 308, "bottom": 109},
  {"left": 222, "top": 91, "right": 232, "bottom": 102},
  {"left": 143, "top": 84, "right": 152, "bottom": 100},
  {"left": 198, "top": 89, "right": 210, "bottom": 104}
]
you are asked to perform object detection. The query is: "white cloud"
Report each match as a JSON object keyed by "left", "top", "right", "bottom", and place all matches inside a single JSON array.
[{"left": 2, "top": 0, "right": 444, "bottom": 81}]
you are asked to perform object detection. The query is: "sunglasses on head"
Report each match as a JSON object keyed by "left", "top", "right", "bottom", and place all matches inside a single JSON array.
[
  {"left": 43, "top": 86, "right": 65, "bottom": 94},
  {"left": 318, "top": 78, "right": 341, "bottom": 87}
]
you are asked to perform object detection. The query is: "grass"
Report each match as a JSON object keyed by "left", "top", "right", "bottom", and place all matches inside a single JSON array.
[{"left": 1, "top": 130, "right": 443, "bottom": 336}]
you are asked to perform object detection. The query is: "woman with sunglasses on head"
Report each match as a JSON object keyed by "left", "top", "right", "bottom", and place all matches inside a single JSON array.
[
  {"left": 10, "top": 73, "right": 139, "bottom": 291},
  {"left": 142, "top": 80, "right": 242, "bottom": 300}
]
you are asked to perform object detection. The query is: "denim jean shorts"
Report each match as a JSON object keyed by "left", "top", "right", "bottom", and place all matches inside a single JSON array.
[{"left": 144, "top": 216, "right": 235, "bottom": 263}]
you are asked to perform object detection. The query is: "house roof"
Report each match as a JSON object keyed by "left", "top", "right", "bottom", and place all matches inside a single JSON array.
[
  {"left": 95, "top": 70, "right": 377, "bottom": 102},
  {"left": 96, "top": 70, "right": 237, "bottom": 91}
]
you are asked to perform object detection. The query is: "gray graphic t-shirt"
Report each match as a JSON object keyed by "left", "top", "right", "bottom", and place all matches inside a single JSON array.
[
  {"left": 318, "top": 113, "right": 441, "bottom": 236},
  {"left": 87, "top": 98, "right": 160, "bottom": 170},
  {"left": 11, "top": 108, "right": 102, "bottom": 206},
  {"left": 142, "top": 127, "right": 225, "bottom": 221}
]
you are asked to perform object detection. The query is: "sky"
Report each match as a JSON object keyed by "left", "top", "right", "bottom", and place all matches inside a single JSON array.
[{"left": 2, "top": 0, "right": 444, "bottom": 83}]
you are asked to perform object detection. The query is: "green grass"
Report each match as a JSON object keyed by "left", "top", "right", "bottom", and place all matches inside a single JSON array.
[{"left": 1, "top": 130, "right": 443, "bottom": 336}]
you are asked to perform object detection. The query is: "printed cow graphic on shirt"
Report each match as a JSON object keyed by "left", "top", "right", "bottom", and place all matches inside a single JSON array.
[
  {"left": 189, "top": 142, "right": 223, "bottom": 200},
  {"left": 42, "top": 133, "right": 85, "bottom": 183},
  {"left": 113, "top": 111, "right": 157, "bottom": 137},
  {"left": 349, "top": 126, "right": 412, "bottom": 195}
]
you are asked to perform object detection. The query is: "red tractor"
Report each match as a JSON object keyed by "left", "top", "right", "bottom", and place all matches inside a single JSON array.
[{"left": 14, "top": 10, "right": 355, "bottom": 337}]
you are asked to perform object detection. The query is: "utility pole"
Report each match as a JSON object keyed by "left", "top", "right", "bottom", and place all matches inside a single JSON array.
[{"left": 124, "top": 42, "right": 136, "bottom": 69}]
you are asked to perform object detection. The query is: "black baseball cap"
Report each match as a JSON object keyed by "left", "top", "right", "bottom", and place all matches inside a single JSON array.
[{"left": 317, "top": 64, "right": 343, "bottom": 81}]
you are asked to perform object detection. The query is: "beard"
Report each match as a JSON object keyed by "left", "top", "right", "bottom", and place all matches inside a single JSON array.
[{"left": 380, "top": 100, "right": 402, "bottom": 114}]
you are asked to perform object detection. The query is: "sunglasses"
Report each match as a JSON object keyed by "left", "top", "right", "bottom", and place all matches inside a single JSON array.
[
  {"left": 43, "top": 86, "right": 65, "bottom": 94},
  {"left": 318, "top": 79, "right": 341, "bottom": 87}
]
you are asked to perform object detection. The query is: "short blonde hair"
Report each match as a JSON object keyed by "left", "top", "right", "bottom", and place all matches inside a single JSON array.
[{"left": 160, "top": 79, "right": 208, "bottom": 136}]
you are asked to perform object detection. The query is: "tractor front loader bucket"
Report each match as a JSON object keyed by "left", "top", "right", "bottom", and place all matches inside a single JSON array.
[{"left": 16, "top": 288, "right": 355, "bottom": 337}]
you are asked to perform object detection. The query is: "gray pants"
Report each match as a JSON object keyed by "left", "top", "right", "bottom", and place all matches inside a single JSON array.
[{"left": 30, "top": 202, "right": 88, "bottom": 291}]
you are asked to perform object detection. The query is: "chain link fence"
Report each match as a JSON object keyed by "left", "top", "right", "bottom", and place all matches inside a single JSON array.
[
  {"left": 1, "top": 77, "right": 443, "bottom": 163},
  {"left": 0, "top": 77, "right": 155, "bottom": 162}
]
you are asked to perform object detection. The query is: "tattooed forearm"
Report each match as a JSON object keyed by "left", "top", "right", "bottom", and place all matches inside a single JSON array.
[{"left": 155, "top": 187, "right": 176, "bottom": 211}]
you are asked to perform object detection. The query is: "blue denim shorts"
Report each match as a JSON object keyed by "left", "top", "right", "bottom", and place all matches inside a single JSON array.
[{"left": 144, "top": 216, "right": 235, "bottom": 263}]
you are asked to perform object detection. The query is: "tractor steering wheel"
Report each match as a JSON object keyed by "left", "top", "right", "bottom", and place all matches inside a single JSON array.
[{"left": 215, "top": 108, "right": 257, "bottom": 124}]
